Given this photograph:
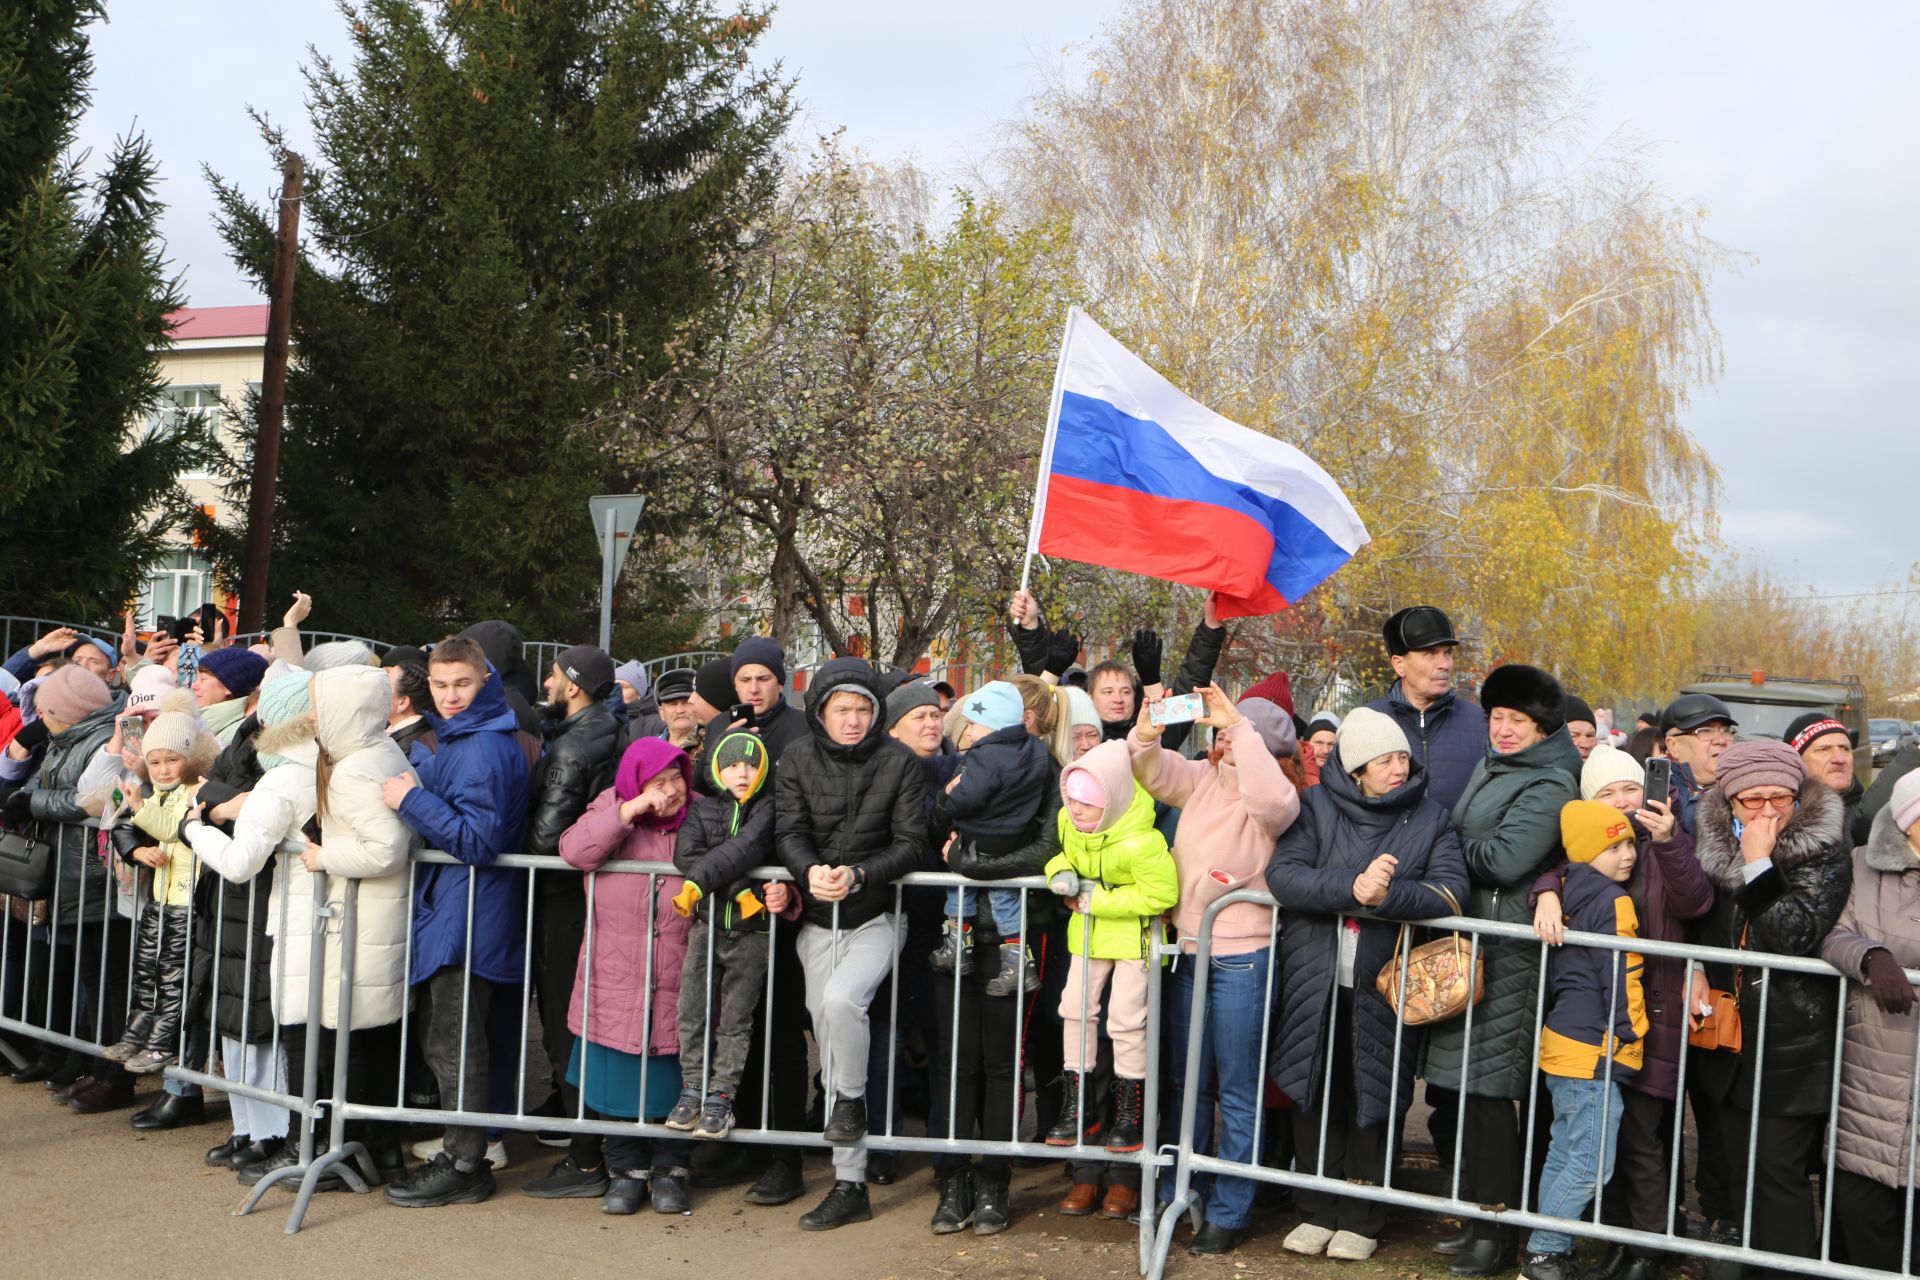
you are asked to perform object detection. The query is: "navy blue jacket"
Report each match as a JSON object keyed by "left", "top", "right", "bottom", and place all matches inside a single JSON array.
[
  {"left": 1266, "top": 761, "right": 1469, "bottom": 1128},
  {"left": 1540, "top": 864, "right": 1647, "bottom": 1080},
  {"left": 941, "top": 724, "right": 1051, "bottom": 849},
  {"left": 400, "top": 663, "right": 530, "bottom": 985},
  {"left": 1367, "top": 682, "right": 1487, "bottom": 813}
]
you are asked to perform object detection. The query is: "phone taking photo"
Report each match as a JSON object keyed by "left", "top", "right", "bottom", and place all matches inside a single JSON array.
[
  {"left": 118, "top": 715, "right": 144, "bottom": 752},
  {"left": 1643, "top": 756, "right": 1672, "bottom": 810},
  {"left": 1149, "top": 693, "right": 1205, "bottom": 726}
]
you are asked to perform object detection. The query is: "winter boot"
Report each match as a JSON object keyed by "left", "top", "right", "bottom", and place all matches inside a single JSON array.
[
  {"left": 1045, "top": 1070, "right": 1102, "bottom": 1146},
  {"left": 1105, "top": 1076, "right": 1145, "bottom": 1154},
  {"left": 982, "top": 940, "right": 1042, "bottom": 998},
  {"left": 927, "top": 918, "right": 974, "bottom": 976}
]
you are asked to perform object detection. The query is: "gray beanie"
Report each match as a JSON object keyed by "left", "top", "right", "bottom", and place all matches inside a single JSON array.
[
  {"left": 305, "top": 640, "right": 378, "bottom": 671},
  {"left": 1236, "top": 698, "right": 1298, "bottom": 758},
  {"left": 885, "top": 680, "right": 940, "bottom": 728}
]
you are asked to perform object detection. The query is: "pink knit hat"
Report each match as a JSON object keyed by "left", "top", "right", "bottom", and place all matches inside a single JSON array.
[{"left": 35, "top": 665, "right": 112, "bottom": 727}]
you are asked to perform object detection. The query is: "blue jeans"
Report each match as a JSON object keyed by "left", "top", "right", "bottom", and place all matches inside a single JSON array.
[
  {"left": 1158, "top": 948, "right": 1273, "bottom": 1230},
  {"left": 945, "top": 885, "right": 1025, "bottom": 938},
  {"left": 1530, "top": 1074, "right": 1623, "bottom": 1255}
]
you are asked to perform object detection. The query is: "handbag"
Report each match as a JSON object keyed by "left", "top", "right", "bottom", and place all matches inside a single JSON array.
[
  {"left": 0, "top": 827, "right": 56, "bottom": 901},
  {"left": 1376, "top": 882, "right": 1484, "bottom": 1026},
  {"left": 1688, "top": 924, "right": 1746, "bottom": 1053}
]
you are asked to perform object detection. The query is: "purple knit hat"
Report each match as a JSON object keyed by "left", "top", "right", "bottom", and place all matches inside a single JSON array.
[{"left": 1714, "top": 738, "right": 1805, "bottom": 799}]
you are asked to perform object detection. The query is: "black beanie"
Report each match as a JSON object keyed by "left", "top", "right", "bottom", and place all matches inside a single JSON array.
[
  {"left": 695, "top": 658, "right": 735, "bottom": 713},
  {"left": 1562, "top": 694, "right": 1595, "bottom": 727},
  {"left": 1481, "top": 664, "right": 1566, "bottom": 735},
  {"left": 730, "top": 637, "right": 786, "bottom": 686}
]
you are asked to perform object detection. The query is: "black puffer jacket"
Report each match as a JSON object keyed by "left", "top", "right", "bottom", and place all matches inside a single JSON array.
[
  {"left": 675, "top": 787, "right": 776, "bottom": 931},
  {"left": 187, "top": 715, "right": 276, "bottom": 1045},
  {"left": 25, "top": 694, "right": 124, "bottom": 927},
  {"left": 1267, "top": 761, "right": 1469, "bottom": 1127},
  {"left": 527, "top": 700, "right": 619, "bottom": 861},
  {"left": 775, "top": 658, "right": 928, "bottom": 931},
  {"left": 1693, "top": 778, "right": 1850, "bottom": 1116}
]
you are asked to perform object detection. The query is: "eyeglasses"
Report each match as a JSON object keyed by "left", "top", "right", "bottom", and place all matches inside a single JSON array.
[
  {"left": 1732, "top": 793, "right": 1797, "bottom": 813},
  {"left": 1677, "top": 724, "right": 1735, "bottom": 742}
]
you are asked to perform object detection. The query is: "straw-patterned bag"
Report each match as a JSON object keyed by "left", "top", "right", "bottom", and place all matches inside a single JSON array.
[{"left": 1376, "top": 883, "right": 1483, "bottom": 1025}]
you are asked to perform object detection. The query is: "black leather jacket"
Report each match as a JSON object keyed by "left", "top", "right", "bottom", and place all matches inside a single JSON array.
[{"left": 527, "top": 700, "right": 619, "bottom": 861}]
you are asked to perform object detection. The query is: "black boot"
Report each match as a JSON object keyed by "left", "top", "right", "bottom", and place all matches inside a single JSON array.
[
  {"left": 651, "top": 1166, "right": 691, "bottom": 1215},
  {"left": 931, "top": 1167, "right": 974, "bottom": 1234},
  {"left": 972, "top": 1167, "right": 1011, "bottom": 1235},
  {"left": 1435, "top": 1222, "right": 1476, "bottom": 1256},
  {"left": 744, "top": 1157, "right": 805, "bottom": 1206},
  {"left": 1045, "top": 1070, "right": 1101, "bottom": 1146},
  {"left": 1105, "top": 1076, "right": 1145, "bottom": 1153},
  {"left": 1450, "top": 1229, "right": 1517, "bottom": 1277},
  {"left": 798, "top": 1179, "right": 872, "bottom": 1231},
  {"left": 383, "top": 1151, "right": 495, "bottom": 1208},
  {"left": 823, "top": 1097, "right": 867, "bottom": 1143},
  {"left": 130, "top": 1091, "right": 204, "bottom": 1130}
]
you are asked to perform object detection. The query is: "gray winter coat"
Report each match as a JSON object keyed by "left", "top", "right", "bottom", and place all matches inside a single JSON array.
[
  {"left": 1422, "top": 727, "right": 1580, "bottom": 1099},
  {"left": 1821, "top": 807, "right": 1920, "bottom": 1187},
  {"left": 26, "top": 694, "right": 126, "bottom": 927}
]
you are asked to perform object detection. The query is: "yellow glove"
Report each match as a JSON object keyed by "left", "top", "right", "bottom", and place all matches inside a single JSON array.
[
  {"left": 734, "top": 888, "right": 765, "bottom": 920},
  {"left": 671, "top": 881, "right": 703, "bottom": 919}
]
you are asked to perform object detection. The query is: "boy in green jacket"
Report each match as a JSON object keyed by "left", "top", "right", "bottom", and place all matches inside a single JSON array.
[{"left": 1043, "top": 738, "right": 1177, "bottom": 1155}]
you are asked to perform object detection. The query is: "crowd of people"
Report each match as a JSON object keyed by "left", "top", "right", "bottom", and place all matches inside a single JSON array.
[{"left": 5, "top": 589, "right": 1920, "bottom": 1280}]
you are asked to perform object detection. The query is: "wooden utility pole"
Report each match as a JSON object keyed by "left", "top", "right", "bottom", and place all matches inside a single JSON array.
[{"left": 238, "top": 153, "right": 303, "bottom": 634}]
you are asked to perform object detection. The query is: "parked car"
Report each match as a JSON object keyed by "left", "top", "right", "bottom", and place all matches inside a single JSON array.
[{"left": 1870, "top": 717, "right": 1916, "bottom": 767}]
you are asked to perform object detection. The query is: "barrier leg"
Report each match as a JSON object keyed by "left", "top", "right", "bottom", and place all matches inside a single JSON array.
[{"left": 287, "top": 883, "right": 375, "bottom": 1234}]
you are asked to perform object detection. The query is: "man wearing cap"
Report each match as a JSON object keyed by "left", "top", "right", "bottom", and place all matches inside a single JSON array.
[
  {"left": 520, "top": 645, "right": 624, "bottom": 1198},
  {"left": 1659, "top": 693, "right": 1738, "bottom": 837},
  {"left": 1785, "top": 711, "right": 1863, "bottom": 836},
  {"left": 1365, "top": 606, "right": 1486, "bottom": 812},
  {"left": 1562, "top": 695, "right": 1599, "bottom": 762},
  {"left": 653, "top": 668, "right": 704, "bottom": 753}
]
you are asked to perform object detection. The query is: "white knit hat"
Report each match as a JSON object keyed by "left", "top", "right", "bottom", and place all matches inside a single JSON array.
[
  {"left": 1891, "top": 770, "right": 1920, "bottom": 835},
  {"left": 1580, "top": 742, "right": 1644, "bottom": 802},
  {"left": 1336, "top": 706, "right": 1411, "bottom": 774}
]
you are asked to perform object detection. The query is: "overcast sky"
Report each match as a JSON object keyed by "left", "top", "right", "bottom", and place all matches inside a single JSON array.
[{"left": 74, "top": 1, "right": 1918, "bottom": 598}]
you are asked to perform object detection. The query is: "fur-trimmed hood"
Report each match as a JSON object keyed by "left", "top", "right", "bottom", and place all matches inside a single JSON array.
[
  {"left": 1862, "top": 801, "right": 1920, "bottom": 874},
  {"left": 1695, "top": 775, "right": 1844, "bottom": 888},
  {"left": 254, "top": 713, "right": 318, "bottom": 768}
]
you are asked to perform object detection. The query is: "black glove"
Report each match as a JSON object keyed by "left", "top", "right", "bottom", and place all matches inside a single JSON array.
[
  {"left": 1129, "top": 628, "right": 1163, "bottom": 686},
  {"left": 1864, "top": 947, "right": 1916, "bottom": 1015},
  {"left": 1044, "top": 631, "right": 1081, "bottom": 678},
  {"left": 11, "top": 719, "right": 49, "bottom": 754},
  {"left": 3, "top": 786, "right": 34, "bottom": 824}
]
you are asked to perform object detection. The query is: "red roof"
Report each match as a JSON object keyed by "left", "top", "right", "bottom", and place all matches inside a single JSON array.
[{"left": 166, "top": 305, "right": 270, "bottom": 341}]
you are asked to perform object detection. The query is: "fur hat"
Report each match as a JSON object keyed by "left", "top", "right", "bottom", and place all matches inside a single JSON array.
[
  {"left": 1480, "top": 664, "right": 1566, "bottom": 735},
  {"left": 1337, "top": 706, "right": 1411, "bottom": 774},
  {"left": 35, "top": 664, "right": 113, "bottom": 726},
  {"left": 1561, "top": 799, "right": 1635, "bottom": 863},
  {"left": 142, "top": 693, "right": 219, "bottom": 776},
  {"left": 1891, "top": 771, "right": 1920, "bottom": 836},
  {"left": 197, "top": 646, "right": 269, "bottom": 699},
  {"left": 1236, "top": 697, "right": 1298, "bottom": 758},
  {"left": 1580, "top": 742, "right": 1645, "bottom": 802},
  {"left": 1714, "top": 738, "right": 1805, "bottom": 800}
]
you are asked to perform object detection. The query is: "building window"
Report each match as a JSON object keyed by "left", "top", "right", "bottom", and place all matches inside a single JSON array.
[
  {"left": 149, "top": 385, "right": 224, "bottom": 479},
  {"left": 139, "top": 549, "right": 216, "bottom": 630}
]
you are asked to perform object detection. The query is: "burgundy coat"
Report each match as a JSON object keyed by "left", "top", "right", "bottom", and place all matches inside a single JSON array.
[
  {"left": 1531, "top": 820, "right": 1714, "bottom": 1099},
  {"left": 559, "top": 786, "right": 691, "bottom": 1057}
]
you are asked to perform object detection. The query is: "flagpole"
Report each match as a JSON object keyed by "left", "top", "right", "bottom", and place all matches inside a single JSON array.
[{"left": 1021, "top": 305, "right": 1078, "bottom": 594}]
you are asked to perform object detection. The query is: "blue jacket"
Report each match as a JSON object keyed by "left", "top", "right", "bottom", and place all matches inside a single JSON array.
[
  {"left": 400, "top": 663, "right": 530, "bottom": 985},
  {"left": 940, "top": 724, "right": 1051, "bottom": 849},
  {"left": 1367, "top": 682, "right": 1488, "bottom": 813},
  {"left": 1540, "top": 863, "right": 1648, "bottom": 1080}
]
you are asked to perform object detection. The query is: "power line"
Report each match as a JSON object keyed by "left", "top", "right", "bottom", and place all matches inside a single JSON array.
[{"left": 1696, "top": 586, "right": 1920, "bottom": 605}]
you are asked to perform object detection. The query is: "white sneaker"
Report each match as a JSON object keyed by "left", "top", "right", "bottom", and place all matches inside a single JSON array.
[
  {"left": 1283, "top": 1222, "right": 1337, "bottom": 1255},
  {"left": 1326, "top": 1230, "right": 1379, "bottom": 1260},
  {"left": 409, "top": 1136, "right": 509, "bottom": 1170}
]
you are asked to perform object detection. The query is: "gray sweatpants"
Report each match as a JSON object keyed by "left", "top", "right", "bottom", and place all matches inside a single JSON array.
[
  {"left": 795, "top": 912, "right": 901, "bottom": 1182},
  {"left": 677, "top": 919, "right": 771, "bottom": 1100}
]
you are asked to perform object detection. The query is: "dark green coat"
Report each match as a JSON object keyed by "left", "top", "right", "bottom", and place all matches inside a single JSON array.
[{"left": 1422, "top": 727, "right": 1580, "bottom": 1099}]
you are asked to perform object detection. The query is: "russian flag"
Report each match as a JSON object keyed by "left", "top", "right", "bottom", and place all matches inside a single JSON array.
[{"left": 1025, "top": 307, "right": 1370, "bottom": 619}]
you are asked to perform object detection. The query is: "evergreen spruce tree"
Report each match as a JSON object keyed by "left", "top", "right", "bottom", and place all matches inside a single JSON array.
[
  {"left": 0, "top": 1, "right": 206, "bottom": 621},
  {"left": 206, "top": 0, "right": 789, "bottom": 642}
]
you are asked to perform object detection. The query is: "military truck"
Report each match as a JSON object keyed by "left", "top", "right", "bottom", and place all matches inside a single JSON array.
[{"left": 1678, "top": 667, "right": 1872, "bottom": 786}]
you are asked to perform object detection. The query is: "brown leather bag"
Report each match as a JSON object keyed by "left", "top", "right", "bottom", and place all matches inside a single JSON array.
[
  {"left": 1688, "top": 989, "right": 1743, "bottom": 1053},
  {"left": 1376, "top": 883, "right": 1484, "bottom": 1026}
]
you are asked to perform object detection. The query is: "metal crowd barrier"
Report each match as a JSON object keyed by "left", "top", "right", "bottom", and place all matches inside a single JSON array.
[{"left": 1149, "top": 885, "right": 1919, "bottom": 1280}]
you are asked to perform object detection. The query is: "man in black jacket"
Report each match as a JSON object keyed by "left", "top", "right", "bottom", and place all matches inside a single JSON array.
[
  {"left": 776, "top": 657, "right": 928, "bottom": 1231},
  {"left": 520, "top": 644, "right": 623, "bottom": 1200}
]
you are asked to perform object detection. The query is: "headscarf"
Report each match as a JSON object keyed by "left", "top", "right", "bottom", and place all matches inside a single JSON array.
[{"left": 613, "top": 737, "right": 692, "bottom": 832}]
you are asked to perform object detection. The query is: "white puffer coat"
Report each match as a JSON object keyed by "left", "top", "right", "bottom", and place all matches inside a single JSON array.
[{"left": 308, "top": 666, "right": 417, "bottom": 1028}]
